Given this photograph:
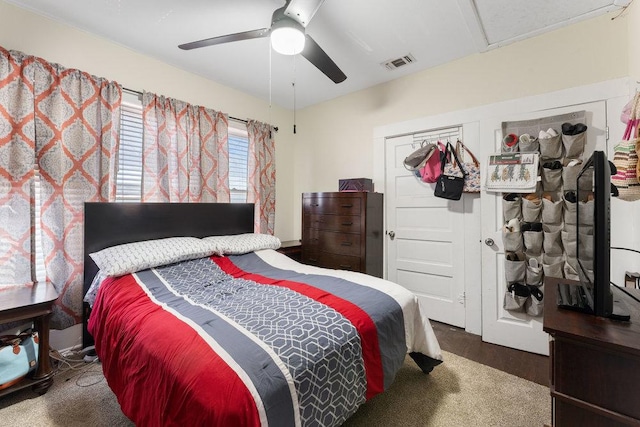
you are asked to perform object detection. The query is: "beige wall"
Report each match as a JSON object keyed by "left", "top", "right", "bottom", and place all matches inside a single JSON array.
[
  {"left": 0, "top": 1, "right": 297, "bottom": 241},
  {"left": 629, "top": 0, "right": 640, "bottom": 80}
]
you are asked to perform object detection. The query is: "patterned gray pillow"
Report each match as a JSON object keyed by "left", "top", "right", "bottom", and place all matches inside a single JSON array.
[
  {"left": 90, "top": 237, "right": 220, "bottom": 277},
  {"left": 203, "top": 233, "right": 281, "bottom": 255}
]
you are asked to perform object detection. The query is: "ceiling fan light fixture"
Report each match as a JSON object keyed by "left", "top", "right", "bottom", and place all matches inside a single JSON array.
[{"left": 270, "top": 19, "right": 305, "bottom": 55}]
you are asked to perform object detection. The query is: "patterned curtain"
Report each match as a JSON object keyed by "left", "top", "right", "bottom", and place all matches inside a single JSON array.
[
  {"left": 0, "top": 48, "right": 36, "bottom": 287},
  {"left": 34, "top": 60, "right": 121, "bottom": 329},
  {"left": 0, "top": 46, "right": 122, "bottom": 328},
  {"left": 141, "top": 93, "right": 229, "bottom": 202},
  {"left": 247, "top": 120, "right": 276, "bottom": 234}
]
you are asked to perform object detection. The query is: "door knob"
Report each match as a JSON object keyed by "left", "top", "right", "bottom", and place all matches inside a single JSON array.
[
  {"left": 388, "top": 231, "right": 395, "bottom": 240},
  {"left": 484, "top": 238, "right": 495, "bottom": 247}
]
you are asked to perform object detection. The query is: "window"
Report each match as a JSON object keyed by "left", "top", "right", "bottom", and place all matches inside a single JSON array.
[
  {"left": 115, "top": 97, "right": 249, "bottom": 203},
  {"left": 31, "top": 95, "right": 248, "bottom": 283}
]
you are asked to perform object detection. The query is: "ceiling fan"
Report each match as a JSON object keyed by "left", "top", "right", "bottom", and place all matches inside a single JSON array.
[{"left": 178, "top": 0, "right": 346, "bottom": 84}]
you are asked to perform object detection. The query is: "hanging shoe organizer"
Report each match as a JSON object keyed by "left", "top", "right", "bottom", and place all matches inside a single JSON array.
[{"left": 499, "top": 110, "right": 592, "bottom": 317}]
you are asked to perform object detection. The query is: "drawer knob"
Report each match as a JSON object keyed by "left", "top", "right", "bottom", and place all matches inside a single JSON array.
[
  {"left": 339, "top": 264, "right": 351, "bottom": 269},
  {"left": 341, "top": 222, "right": 353, "bottom": 226},
  {"left": 341, "top": 204, "right": 353, "bottom": 208},
  {"left": 340, "top": 242, "right": 352, "bottom": 246}
]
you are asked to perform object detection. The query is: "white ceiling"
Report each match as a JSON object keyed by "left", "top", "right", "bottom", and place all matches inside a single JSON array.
[{"left": 4, "top": 0, "right": 629, "bottom": 110}]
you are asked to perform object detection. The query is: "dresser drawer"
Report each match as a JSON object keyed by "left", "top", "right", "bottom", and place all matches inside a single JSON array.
[
  {"left": 302, "top": 227, "right": 319, "bottom": 247},
  {"left": 317, "top": 231, "right": 361, "bottom": 256},
  {"left": 304, "top": 214, "right": 361, "bottom": 233},
  {"left": 303, "top": 196, "right": 361, "bottom": 215},
  {"left": 301, "top": 229, "right": 361, "bottom": 256},
  {"left": 302, "top": 250, "right": 361, "bottom": 272}
]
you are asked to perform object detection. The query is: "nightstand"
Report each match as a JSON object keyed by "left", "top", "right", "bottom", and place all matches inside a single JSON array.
[
  {"left": 277, "top": 240, "right": 302, "bottom": 262},
  {"left": 543, "top": 278, "right": 640, "bottom": 426},
  {"left": 0, "top": 282, "right": 58, "bottom": 396}
]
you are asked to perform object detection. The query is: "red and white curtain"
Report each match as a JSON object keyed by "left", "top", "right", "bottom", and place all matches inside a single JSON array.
[
  {"left": 247, "top": 120, "right": 276, "bottom": 234},
  {"left": 0, "top": 46, "right": 121, "bottom": 329},
  {"left": 141, "top": 93, "right": 229, "bottom": 202},
  {"left": 0, "top": 49, "right": 36, "bottom": 288}
]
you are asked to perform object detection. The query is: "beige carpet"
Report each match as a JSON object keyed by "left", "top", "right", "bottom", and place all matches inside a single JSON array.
[
  {"left": 0, "top": 351, "right": 550, "bottom": 426},
  {"left": 343, "top": 351, "right": 550, "bottom": 427}
]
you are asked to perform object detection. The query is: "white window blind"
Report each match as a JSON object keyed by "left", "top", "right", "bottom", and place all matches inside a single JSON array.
[
  {"left": 229, "top": 124, "right": 249, "bottom": 203},
  {"left": 34, "top": 170, "right": 46, "bottom": 283},
  {"left": 116, "top": 101, "right": 143, "bottom": 202}
]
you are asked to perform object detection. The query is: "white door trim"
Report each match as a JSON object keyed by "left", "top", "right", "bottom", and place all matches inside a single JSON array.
[{"left": 373, "top": 77, "right": 632, "bottom": 336}]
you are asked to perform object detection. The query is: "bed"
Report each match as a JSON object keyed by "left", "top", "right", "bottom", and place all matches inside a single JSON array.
[{"left": 83, "top": 202, "right": 442, "bottom": 427}]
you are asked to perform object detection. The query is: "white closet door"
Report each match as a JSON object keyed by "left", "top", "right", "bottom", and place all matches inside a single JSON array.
[{"left": 385, "top": 134, "right": 466, "bottom": 328}]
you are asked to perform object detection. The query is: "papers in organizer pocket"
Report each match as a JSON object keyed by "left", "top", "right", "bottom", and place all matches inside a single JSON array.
[{"left": 486, "top": 152, "right": 539, "bottom": 193}]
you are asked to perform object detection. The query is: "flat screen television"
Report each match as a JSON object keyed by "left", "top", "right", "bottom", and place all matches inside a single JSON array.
[{"left": 571, "top": 150, "right": 629, "bottom": 320}]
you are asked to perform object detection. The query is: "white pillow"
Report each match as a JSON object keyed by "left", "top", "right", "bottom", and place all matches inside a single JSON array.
[
  {"left": 203, "top": 233, "right": 281, "bottom": 255},
  {"left": 90, "top": 237, "right": 220, "bottom": 277}
]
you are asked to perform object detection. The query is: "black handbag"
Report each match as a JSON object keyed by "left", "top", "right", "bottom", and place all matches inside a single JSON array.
[{"left": 434, "top": 142, "right": 467, "bottom": 201}]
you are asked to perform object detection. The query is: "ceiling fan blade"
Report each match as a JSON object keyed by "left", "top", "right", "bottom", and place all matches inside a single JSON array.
[
  {"left": 284, "top": 0, "right": 326, "bottom": 27},
  {"left": 179, "top": 28, "right": 270, "bottom": 50},
  {"left": 301, "top": 35, "right": 346, "bottom": 84}
]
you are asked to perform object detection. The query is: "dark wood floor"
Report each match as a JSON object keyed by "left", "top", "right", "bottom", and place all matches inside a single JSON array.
[{"left": 430, "top": 321, "right": 549, "bottom": 386}]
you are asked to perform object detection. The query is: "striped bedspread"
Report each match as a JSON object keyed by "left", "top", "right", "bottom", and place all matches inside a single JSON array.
[{"left": 88, "top": 249, "right": 442, "bottom": 426}]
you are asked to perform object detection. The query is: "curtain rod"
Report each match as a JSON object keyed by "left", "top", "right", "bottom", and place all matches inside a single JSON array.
[{"left": 123, "top": 87, "right": 278, "bottom": 132}]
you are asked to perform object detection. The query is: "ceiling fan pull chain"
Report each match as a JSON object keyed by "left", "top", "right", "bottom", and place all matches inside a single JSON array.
[
  {"left": 293, "top": 55, "right": 297, "bottom": 134},
  {"left": 269, "top": 44, "right": 273, "bottom": 126}
]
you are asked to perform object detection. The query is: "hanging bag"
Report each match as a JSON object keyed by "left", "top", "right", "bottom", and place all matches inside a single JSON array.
[
  {"left": 612, "top": 92, "right": 640, "bottom": 201},
  {"left": 443, "top": 139, "right": 481, "bottom": 193},
  {"left": 434, "top": 142, "right": 467, "bottom": 201},
  {"left": 403, "top": 141, "right": 437, "bottom": 171},
  {"left": 420, "top": 141, "right": 446, "bottom": 183}
]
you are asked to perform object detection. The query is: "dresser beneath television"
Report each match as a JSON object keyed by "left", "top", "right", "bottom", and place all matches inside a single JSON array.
[
  {"left": 301, "top": 192, "right": 383, "bottom": 278},
  {"left": 543, "top": 278, "right": 640, "bottom": 427}
]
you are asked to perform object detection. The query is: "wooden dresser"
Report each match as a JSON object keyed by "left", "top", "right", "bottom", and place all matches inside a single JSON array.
[
  {"left": 543, "top": 278, "right": 640, "bottom": 426},
  {"left": 301, "top": 192, "right": 383, "bottom": 278}
]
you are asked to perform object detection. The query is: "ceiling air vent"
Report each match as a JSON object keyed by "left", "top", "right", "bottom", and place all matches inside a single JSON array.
[{"left": 382, "top": 54, "right": 416, "bottom": 70}]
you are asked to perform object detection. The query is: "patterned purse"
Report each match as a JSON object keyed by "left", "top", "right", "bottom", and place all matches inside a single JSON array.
[
  {"left": 612, "top": 92, "right": 640, "bottom": 201},
  {"left": 443, "top": 139, "right": 481, "bottom": 193}
]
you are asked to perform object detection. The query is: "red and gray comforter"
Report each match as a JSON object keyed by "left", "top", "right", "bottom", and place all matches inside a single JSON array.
[{"left": 88, "top": 250, "right": 442, "bottom": 426}]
